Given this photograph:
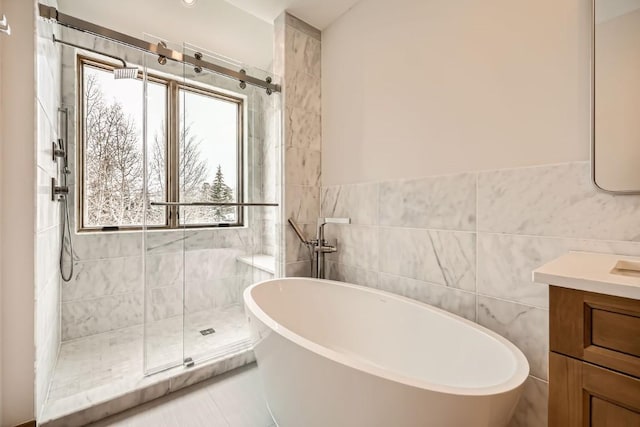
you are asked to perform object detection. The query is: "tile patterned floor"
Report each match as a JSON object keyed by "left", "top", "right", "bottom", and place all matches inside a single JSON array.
[
  {"left": 88, "top": 364, "right": 275, "bottom": 427},
  {"left": 46, "top": 305, "right": 250, "bottom": 411}
]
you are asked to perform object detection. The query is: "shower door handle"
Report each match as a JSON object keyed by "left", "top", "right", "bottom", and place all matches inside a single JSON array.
[{"left": 150, "top": 201, "right": 279, "bottom": 207}]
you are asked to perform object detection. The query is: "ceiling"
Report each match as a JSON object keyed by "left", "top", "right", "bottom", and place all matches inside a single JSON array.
[{"left": 222, "top": 0, "right": 361, "bottom": 30}]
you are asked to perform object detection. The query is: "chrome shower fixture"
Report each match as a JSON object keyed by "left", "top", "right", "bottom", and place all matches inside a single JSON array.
[
  {"left": 288, "top": 217, "right": 351, "bottom": 279},
  {"left": 113, "top": 65, "right": 138, "bottom": 80},
  {"left": 52, "top": 35, "right": 138, "bottom": 80}
]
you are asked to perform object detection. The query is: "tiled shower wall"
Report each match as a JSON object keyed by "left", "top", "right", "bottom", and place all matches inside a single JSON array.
[
  {"left": 274, "top": 13, "right": 322, "bottom": 277},
  {"left": 322, "top": 161, "right": 640, "bottom": 427},
  {"left": 58, "top": 29, "right": 276, "bottom": 341},
  {"left": 35, "top": 3, "right": 62, "bottom": 417}
]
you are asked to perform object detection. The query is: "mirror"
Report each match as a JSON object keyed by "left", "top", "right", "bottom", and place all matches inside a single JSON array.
[{"left": 593, "top": 0, "right": 640, "bottom": 193}]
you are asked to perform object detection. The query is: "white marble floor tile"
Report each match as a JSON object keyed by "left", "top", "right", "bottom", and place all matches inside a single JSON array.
[
  {"left": 46, "top": 305, "right": 251, "bottom": 418},
  {"left": 88, "top": 365, "right": 274, "bottom": 427}
]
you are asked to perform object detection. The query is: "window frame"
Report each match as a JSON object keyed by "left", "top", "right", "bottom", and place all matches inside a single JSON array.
[{"left": 77, "top": 56, "right": 245, "bottom": 232}]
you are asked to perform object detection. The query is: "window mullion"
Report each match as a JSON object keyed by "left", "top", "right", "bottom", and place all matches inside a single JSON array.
[{"left": 168, "top": 80, "right": 180, "bottom": 229}]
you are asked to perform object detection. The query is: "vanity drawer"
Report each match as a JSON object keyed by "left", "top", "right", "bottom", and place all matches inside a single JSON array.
[{"left": 550, "top": 286, "right": 640, "bottom": 378}]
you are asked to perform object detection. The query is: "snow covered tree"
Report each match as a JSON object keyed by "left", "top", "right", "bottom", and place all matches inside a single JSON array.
[
  {"left": 202, "top": 165, "right": 234, "bottom": 222},
  {"left": 84, "top": 73, "right": 144, "bottom": 226}
]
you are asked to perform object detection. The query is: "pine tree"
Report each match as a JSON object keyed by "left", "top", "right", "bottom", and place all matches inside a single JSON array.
[{"left": 205, "top": 165, "right": 234, "bottom": 221}]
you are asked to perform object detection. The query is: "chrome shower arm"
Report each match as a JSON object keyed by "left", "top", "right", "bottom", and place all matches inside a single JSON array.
[{"left": 52, "top": 35, "right": 127, "bottom": 68}]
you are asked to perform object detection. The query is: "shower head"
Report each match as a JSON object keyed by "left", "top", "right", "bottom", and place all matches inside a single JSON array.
[{"left": 113, "top": 66, "right": 138, "bottom": 79}]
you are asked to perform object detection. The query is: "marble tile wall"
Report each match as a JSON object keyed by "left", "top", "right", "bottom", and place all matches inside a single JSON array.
[
  {"left": 274, "top": 13, "right": 322, "bottom": 276},
  {"left": 321, "top": 161, "right": 640, "bottom": 427},
  {"left": 58, "top": 29, "right": 281, "bottom": 341},
  {"left": 35, "top": 3, "right": 62, "bottom": 419}
]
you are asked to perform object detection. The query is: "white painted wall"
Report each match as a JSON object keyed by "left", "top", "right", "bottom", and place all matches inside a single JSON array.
[
  {"left": 1, "top": 0, "right": 37, "bottom": 425},
  {"left": 58, "top": 0, "right": 274, "bottom": 70},
  {"left": 322, "top": 0, "right": 592, "bottom": 185}
]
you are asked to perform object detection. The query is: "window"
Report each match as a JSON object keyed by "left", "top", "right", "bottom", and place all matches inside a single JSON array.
[{"left": 78, "top": 57, "right": 243, "bottom": 231}]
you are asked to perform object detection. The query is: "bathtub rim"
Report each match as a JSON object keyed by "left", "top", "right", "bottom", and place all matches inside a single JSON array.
[{"left": 244, "top": 277, "right": 530, "bottom": 397}]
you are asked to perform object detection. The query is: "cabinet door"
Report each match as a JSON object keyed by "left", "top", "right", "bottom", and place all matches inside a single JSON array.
[{"left": 549, "top": 352, "right": 640, "bottom": 426}]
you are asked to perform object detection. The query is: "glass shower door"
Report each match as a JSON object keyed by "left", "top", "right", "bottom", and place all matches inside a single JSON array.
[
  {"left": 143, "top": 41, "right": 282, "bottom": 375},
  {"left": 178, "top": 44, "right": 268, "bottom": 366}
]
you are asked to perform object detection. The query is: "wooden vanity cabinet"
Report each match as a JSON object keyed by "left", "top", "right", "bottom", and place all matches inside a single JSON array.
[{"left": 549, "top": 286, "right": 640, "bottom": 426}]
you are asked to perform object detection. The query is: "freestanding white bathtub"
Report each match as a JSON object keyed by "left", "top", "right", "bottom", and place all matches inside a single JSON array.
[{"left": 244, "top": 278, "right": 529, "bottom": 427}]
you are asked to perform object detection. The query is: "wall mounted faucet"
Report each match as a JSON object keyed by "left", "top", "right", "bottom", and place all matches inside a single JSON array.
[{"left": 288, "top": 217, "right": 351, "bottom": 279}]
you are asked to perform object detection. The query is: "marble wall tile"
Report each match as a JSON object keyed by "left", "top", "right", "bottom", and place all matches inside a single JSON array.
[
  {"left": 37, "top": 103, "right": 58, "bottom": 178},
  {"left": 73, "top": 232, "right": 142, "bottom": 261},
  {"left": 37, "top": 165, "right": 59, "bottom": 232},
  {"left": 376, "top": 273, "right": 476, "bottom": 321},
  {"left": 285, "top": 261, "right": 312, "bottom": 277},
  {"left": 321, "top": 183, "right": 378, "bottom": 226},
  {"left": 284, "top": 13, "right": 322, "bottom": 41},
  {"left": 36, "top": 274, "right": 61, "bottom": 416},
  {"left": 144, "top": 231, "right": 186, "bottom": 255},
  {"left": 147, "top": 285, "right": 183, "bottom": 322},
  {"left": 285, "top": 147, "right": 321, "bottom": 186},
  {"left": 478, "top": 233, "right": 640, "bottom": 308},
  {"left": 286, "top": 69, "right": 321, "bottom": 114},
  {"left": 184, "top": 276, "right": 241, "bottom": 314},
  {"left": 379, "top": 173, "right": 476, "bottom": 231},
  {"left": 477, "top": 296, "right": 548, "bottom": 380},
  {"left": 36, "top": 33, "right": 59, "bottom": 133},
  {"left": 278, "top": 14, "right": 321, "bottom": 277},
  {"left": 185, "top": 248, "right": 246, "bottom": 282},
  {"left": 36, "top": 16, "right": 62, "bottom": 418},
  {"left": 37, "top": 225, "right": 61, "bottom": 294},
  {"left": 378, "top": 227, "right": 476, "bottom": 291},
  {"left": 286, "top": 26, "right": 321, "bottom": 79},
  {"left": 478, "top": 162, "right": 640, "bottom": 241},
  {"left": 286, "top": 185, "right": 320, "bottom": 223},
  {"left": 324, "top": 224, "right": 378, "bottom": 271},
  {"left": 62, "top": 292, "right": 144, "bottom": 340},
  {"left": 285, "top": 107, "right": 321, "bottom": 150},
  {"left": 145, "top": 252, "right": 184, "bottom": 289},
  {"left": 62, "top": 257, "right": 142, "bottom": 302},
  {"left": 325, "top": 261, "right": 379, "bottom": 288},
  {"left": 508, "top": 376, "right": 548, "bottom": 427}
]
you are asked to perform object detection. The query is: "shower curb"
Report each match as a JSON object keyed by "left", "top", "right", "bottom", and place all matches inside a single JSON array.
[{"left": 39, "top": 348, "right": 256, "bottom": 427}]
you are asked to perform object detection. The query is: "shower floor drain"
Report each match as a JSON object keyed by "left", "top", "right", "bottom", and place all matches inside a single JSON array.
[{"left": 200, "top": 328, "right": 216, "bottom": 336}]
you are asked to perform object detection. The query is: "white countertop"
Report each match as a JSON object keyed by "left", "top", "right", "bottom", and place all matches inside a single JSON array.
[{"left": 533, "top": 251, "right": 640, "bottom": 300}]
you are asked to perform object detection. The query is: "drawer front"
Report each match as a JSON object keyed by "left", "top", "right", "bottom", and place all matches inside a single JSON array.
[
  {"left": 592, "top": 309, "right": 640, "bottom": 358},
  {"left": 549, "top": 352, "right": 640, "bottom": 427},
  {"left": 550, "top": 286, "right": 640, "bottom": 378}
]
